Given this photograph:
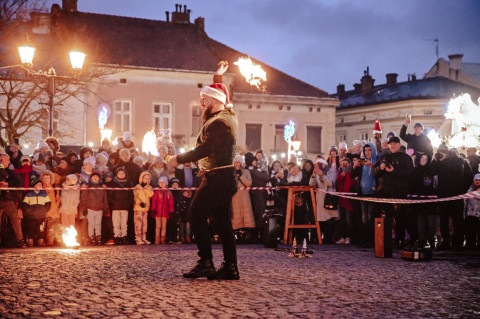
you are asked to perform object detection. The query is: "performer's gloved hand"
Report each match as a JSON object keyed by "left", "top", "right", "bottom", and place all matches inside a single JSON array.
[
  {"left": 140, "top": 202, "right": 147, "bottom": 208},
  {"left": 236, "top": 169, "right": 242, "bottom": 177}
]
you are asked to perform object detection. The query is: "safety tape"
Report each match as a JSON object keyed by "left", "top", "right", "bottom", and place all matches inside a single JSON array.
[{"left": 1, "top": 186, "right": 479, "bottom": 204}]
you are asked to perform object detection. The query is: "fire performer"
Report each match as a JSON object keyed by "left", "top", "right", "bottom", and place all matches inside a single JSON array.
[{"left": 169, "top": 61, "right": 239, "bottom": 280}]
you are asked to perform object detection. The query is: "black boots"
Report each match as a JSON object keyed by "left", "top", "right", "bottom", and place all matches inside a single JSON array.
[
  {"left": 183, "top": 259, "right": 216, "bottom": 278},
  {"left": 208, "top": 262, "right": 240, "bottom": 280}
]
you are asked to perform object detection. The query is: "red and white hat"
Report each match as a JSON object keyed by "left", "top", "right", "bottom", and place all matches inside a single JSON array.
[
  {"left": 201, "top": 83, "right": 231, "bottom": 106},
  {"left": 373, "top": 119, "right": 383, "bottom": 134}
]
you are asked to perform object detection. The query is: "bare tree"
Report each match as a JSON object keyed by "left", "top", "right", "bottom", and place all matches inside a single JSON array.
[{"left": 0, "top": 0, "right": 119, "bottom": 148}]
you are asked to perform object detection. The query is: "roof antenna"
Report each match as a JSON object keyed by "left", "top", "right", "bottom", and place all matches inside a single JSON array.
[{"left": 425, "top": 38, "right": 439, "bottom": 61}]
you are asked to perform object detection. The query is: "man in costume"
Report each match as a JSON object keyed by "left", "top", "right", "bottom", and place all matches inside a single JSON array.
[{"left": 169, "top": 61, "right": 239, "bottom": 280}]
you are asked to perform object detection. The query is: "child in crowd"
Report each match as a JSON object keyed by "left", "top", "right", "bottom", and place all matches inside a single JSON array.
[
  {"left": 21, "top": 179, "right": 51, "bottom": 247},
  {"left": 80, "top": 171, "right": 109, "bottom": 245},
  {"left": 151, "top": 176, "right": 174, "bottom": 244},
  {"left": 59, "top": 174, "right": 80, "bottom": 228},
  {"left": 108, "top": 167, "right": 133, "bottom": 245},
  {"left": 102, "top": 171, "right": 115, "bottom": 245},
  {"left": 80, "top": 156, "right": 96, "bottom": 184},
  {"left": 41, "top": 170, "right": 61, "bottom": 246},
  {"left": 133, "top": 171, "right": 154, "bottom": 245},
  {"left": 95, "top": 152, "right": 109, "bottom": 175},
  {"left": 464, "top": 174, "right": 480, "bottom": 250},
  {"left": 168, "top": 178, "right": 183, "bottom": 243},
  {"left": 335, "top": 158, "right": 355, "bottom": 245},
  {"left": 255, "top": 149, "right": 269, "bottom": 172}
]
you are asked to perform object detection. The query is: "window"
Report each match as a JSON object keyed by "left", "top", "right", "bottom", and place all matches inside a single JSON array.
[
  {"left": 274, "top": 124, "right": 288, "bottom": 152},
  {"left": 153, "top": 102, "right": 172, "bottom": 134},
  {"left": 307, "top": 126, "right": 322, "bottom": 153},
  {"left": 358, "top": 131, "right": 368, "bottom": 140},
  {"left": 337, "top": 133, "right": 346, "bottom": 144},
  {"left": 114, "top": 100, "right": 132, "bottom": 135},
  {"left": 192, "top": 105, "right": 202, "bottom": 136},
  {"left": 245, "top": 124, "right": 262, "bottom": 151}
]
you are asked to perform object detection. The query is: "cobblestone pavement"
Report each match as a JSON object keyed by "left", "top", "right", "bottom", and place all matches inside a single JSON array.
[{"left": 1, "top": 243, "right": 479, "bottom": 318}]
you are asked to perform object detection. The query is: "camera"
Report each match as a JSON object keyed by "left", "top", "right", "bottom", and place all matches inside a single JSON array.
[
  {"left": 434, "top": 152, "right": 444, "bottom": 161},
  {"left": 359, "top": 160, "right": 368, "bottom": 165}
]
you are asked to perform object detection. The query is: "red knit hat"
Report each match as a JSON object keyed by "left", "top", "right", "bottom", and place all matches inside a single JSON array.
[
  {"left": 201, "top": 83, "right": 230, "bottom": 105},
  {"left": 373, "top": 119, "right": 382, "bottom": 134}
]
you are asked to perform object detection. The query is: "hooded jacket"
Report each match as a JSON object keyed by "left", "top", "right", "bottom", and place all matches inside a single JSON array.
[
  {"left": 373, "top": 148, "right": 414, "bottom": 197},
  {"left": 133, "top": 171, "right": 154, "bottom": 212},
  {"left": 148, "top": 157, "right": 169, "bottom": 187},
  {"left": 80, "top": 174, "right": 109, "bottom": 213},
  {"left": 22, "top": 189, "right": 51, "bottom": 219},
  {"left": 59, "top": 175, "right": 80, "bottom": 215},
  {"left": 351, "top": 143, "right": 377, "bottom": 195}
]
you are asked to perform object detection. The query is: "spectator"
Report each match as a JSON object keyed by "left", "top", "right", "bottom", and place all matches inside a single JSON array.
[
  {"left": 81, "top": 171, "right": 108, "bottom": 245},
  {"left": 79, "top": 156, "right": 96, "bottom": 185},
  {"left": 108, "top": 167, "right": 133, "bottom": 245},
  {"left": 268, "top": 160, "right": 287, "bottom": 215},
  {"left": 400, "top": 115, "right": 433, "bottom": 161},
  {"left": 65, "top": 151, "right": 78, "bottom": 175},
  {"left": 373, "top": 136, "right": 414, "bottom": 249},
  {"left": 151, "top": 176, "right": 174, "bottom": 244},
  {"left": 41, "top": 170, "right": 61, "bottom": 246},
  {"left": 102, "top": 171, "right": 115, "bottom": 245},
  {"left": 95, "top": 152, "right": 110, "bottom": 175},
  {"left": 301, "top": 159, "right": 314, "bottom": 185},
  {"left": 467, "top": 147, "right": 480, "bottom": 175},
  {"left": 21, "top": 178, "right": 51, "bottom": 247},
  {"left": 326, "top": 146, "right": 339, "bottom": 171},
  {"left": 113, "top": 149, "right": 142, "bottom": 186},
  {"left": 32, "top": 152, "right": 47, "bottom": 174},
  {"left": 254, "top": 149, "right": 269, "bottom": 172},
  {"left": 74, "top": 146, "right": 94, "bottom": 173},
  {"left": 119, "top": 132, "right": 136, "bottom": 151},
  {"left": 98, "top": 138, "right": 112, "bottom": 154},
  {"left": 378, "top": 138, "right": 390, "bottom": 158},
  {"left": 286, "top": 162, "right": 303, "bottom": 185},
  {"left": 133, "top": 156, "right": 144, "bottom": 169},
  {"left": 13, "top": 155, "right": 39, "bottom": 193},
  {"left": 351, "top": 142, "right": 378, "bottom": 246},
  {"left": 148, "top": 156, "right": 169, "bottom": 188},
  {"left": 171, "top": 178, "right": 193, "bottom": 244},
  {"left": 309, "top": 158, "right": 337, "bottom": 244},
  {"left": 53, "top": 157, "right": 68, "bottom": 186},
  {"left": 386, "top": 131, "right": 396, "bottom": 140},
  {"left": 245, "top": 152, "right": 269, "bottom": 242},
  {"left": 133, "top": 171, "right": 154, "bottom": 245},
  {"left": 231, "top": 154, "right": 255, "bottom": 235},
  {"left": 335, "top": 158, "right": 355, "bottom": 245},
  {"left": 6, "top": 143, "right": 23, "bottom": 169},
  {"left": 0, "top": 151, "right": 25, "bottom": 248},
  {"left": 430, "top": 144, "right": 470, "bottom": 250},
  {"left": 59, "top": 174, "right": 80, "bottom": 229},
  {"left": 464, "top": 174, "right": 480, "bottom": 250}
]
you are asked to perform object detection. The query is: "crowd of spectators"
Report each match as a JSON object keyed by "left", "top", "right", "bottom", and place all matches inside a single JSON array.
[{"left": 1, "top": 116, "right": 479, "bottom": 251}]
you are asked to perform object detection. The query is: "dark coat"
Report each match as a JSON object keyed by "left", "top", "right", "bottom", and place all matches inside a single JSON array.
[
  {"left": 108, "top": 178, "right": 134, "bottom": 211},
  {"left": 80, "top": 182, "right": 109, "bottom": 214},
  {"left": 429, "top": 154, "right": 470, "bottom": 197},
  {"left": 373, "top": 150, "right": 414, "bottom": 197},
  {"left": 399, "top": 125, "right": 433, "bottom": 158}
]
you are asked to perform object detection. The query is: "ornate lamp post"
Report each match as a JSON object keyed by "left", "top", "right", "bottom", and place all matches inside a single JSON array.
[{"left": 17, "top": 35, "right": 86, "bottom": 137}]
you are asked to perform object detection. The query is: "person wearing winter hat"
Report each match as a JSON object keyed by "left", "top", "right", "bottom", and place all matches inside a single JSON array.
[
  {"left": 112, "top": 148, "right": 142, "bottom": 188},
  {"left": 133, "top": 171, "right": 154, "bottom": 245},
  {"left": 36, "top": 139, "right": 49, "bottom": 153},
  {"left": 118, "top": 132, "right": 135, "bottom": 151},
  {"left": 21, "top": 178, "right": 51, "bottom": 247},
  {"left": 108, "top": 167, "right": 134, "bottom": 245},
  {"left": 168, "top": 61, "right": 239, "bottom": 280},
  {"left": 72, "top": 146, "right": 94, "bottom": 173},
  {"left": 80, "top": 155, "right": 96, "bottom": 185},
  {"left": 148, "top": 156, "right": 169, "bottom": 188},
  {"left": 32, "top": 152, "right": 47, "bottom": 174},
  {"left": 400, "top": 114, "right": 433, "bottom": 161},
  {"left": 95, "top": 152, "right": 109, "bottom": 174},
  {"left": 254, "top": 149, "right": 268, "bottom": 172},
  {"left": 59, "top": 174, "right": 80, "bottom": 228},
  {"left": 80, "top": 171, "right": 109, "bottom": 245},
  {"left": 232, "top": 154, "right": 255, "bottom": 232},
  {"left": 151, "top": 175, "right": 174, "bottom": 244}
]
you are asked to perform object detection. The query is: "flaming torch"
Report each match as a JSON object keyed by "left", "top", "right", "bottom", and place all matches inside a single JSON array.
[
  {"left": 62, "top": 226, "right": 80, "bottom": 249},
  {"left": 234, "top": 56, "right": 267, "bottom": 89},
  {"left": 98, "top": 105, "right": 112, "bottom": 142},
  {"left": 142, "top": 129, "right": 159, "bottom": 157}
]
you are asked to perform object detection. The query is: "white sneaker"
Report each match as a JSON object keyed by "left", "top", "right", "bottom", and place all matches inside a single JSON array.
[
  {"left": 345, "top": 237, "right": 351, "bottom": 245},
  {"left": 136, "top": 240, "right": 144, "bottom": 245},
  {"left": 143, "top": 239, "right": 151, "bottom": 245},
  {"left": 336, "top": 237, "right": 346, "bottom": 244}
]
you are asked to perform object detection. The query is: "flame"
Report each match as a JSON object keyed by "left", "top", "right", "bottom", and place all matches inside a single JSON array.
[
  {"left": 62, "top": 226, "right": 80, "bottom": 248},
  {"left": 234, "top": 56, "right": 266, "bottom": 88},
  {"left": 142, "top": 129, "right": 159, "bottom": 156},
  {"left": 427, "top": 129, "right": 442, "bottom": 149}
]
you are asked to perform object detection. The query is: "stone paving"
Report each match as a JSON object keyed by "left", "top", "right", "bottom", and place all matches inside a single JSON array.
[{"left": 1, "top": 243, "right": 479, "bottom": 318}]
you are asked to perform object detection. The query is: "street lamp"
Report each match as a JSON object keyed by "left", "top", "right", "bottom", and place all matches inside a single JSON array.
[{"left": 17, "top": 35, "right": 86, "bottom": 137}]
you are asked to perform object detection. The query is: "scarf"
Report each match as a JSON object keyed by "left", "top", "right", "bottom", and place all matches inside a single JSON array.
[{"left": 13, "top": 165, "right": 33, "bottom": 188}]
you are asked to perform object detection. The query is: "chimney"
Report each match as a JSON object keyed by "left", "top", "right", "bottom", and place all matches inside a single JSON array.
[
  {"left": 448, "top": 54, "right": 463, "bottom": 70},
  {"left": 194, "top": 17, "right": 205, "bottom": 31},
  {"left": 62, "top": 0, "right": 77, "bottom": 12},
  {"left": 171, "top": 4, "right": 190, "bottom": 24},
  {"left": 360, "top": 66, "right": 375, "bottom": 95},
  {"left": 386, "top": 73, "right": 398, "bottom": 86},
  {"left": 411, "top": 74, "right": 417, "bottom": 82},
  {"left": 353, "top": 83, "right": 362, "bottom": 93},
  {"left": 165, "top": 11, "right": 170, "bottom": 22},
  {"left": 337, "top": 83, "right": 345, "bottom": 97}
]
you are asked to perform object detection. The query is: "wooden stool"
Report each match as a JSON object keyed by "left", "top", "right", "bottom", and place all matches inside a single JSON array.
[{"left": 283, "top": 186, "right": 322, "bottom": 244}]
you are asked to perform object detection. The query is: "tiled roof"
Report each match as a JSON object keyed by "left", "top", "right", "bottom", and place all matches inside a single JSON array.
[
  {"left": 333, "top": 76, "right": 480, "bottom": 109},
  {"left": 56, "top": 11, "right": 329, "bottom": 98}
]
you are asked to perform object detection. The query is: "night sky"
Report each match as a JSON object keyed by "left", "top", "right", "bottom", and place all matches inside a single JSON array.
[{"left": 48, "top": 0, "right": 480, "bottom": 94}]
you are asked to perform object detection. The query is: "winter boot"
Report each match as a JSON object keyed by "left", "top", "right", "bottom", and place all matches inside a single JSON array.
[
  {"left": 186, "top": 237, "right": 191, "bottom": 244},
  {"left": 121, "top": 236, "right": 130, "bottom": 245},
  {"left": 89, "top": 236, "right": 96, "bottom": 246},
  {"left": 37, "top": 238, "right": 45, "bottom": 247},
  {"left": 207, "top": 262, "right": 240, "bottom": 280},
  {"left": 95, "top": 236, "right": 102, "bottom": 245},
  {"left": 27, "top": 238, "right": 34, "bottom": 247},
  {"left": 114, "top": 237, "right": 122, "bottom": 245},
  {"left": 183, "top": 259, "right": 216, "bottom": 279}
]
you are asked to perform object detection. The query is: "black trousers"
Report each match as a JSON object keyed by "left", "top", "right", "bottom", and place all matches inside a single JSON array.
[
  {"left": 188, "top": 167, "right": 237, "bottom": 263},
  {"left": 439, "top": 199, "right": 464, "bottom": 248},
  {"left": 0, "top": 200, "right": 23, "bottom": 241}
]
